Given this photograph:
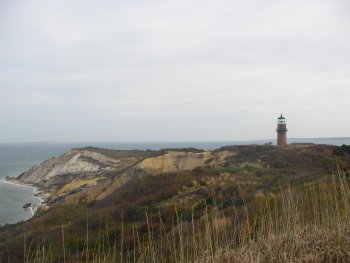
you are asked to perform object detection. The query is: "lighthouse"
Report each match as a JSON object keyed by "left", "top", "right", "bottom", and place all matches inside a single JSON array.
[{"left": 276, "top": 114, "right": 287, "bottom": 147}]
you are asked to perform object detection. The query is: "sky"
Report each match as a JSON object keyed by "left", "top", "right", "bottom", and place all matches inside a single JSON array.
[{"left": 0, "top": 0, "right": 349, "bottom": 142}]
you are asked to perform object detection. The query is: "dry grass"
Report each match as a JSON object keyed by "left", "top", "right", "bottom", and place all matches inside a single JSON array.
[
  {"left": 121, "top": 171, "right": 350, "bottom": 263},
  {"left": 4, "top": 171, "right": 350, "bottom": 263},
  {"left": 204, "top": 171, "right": 350, "bottom": 263},
  {"left": 217, "top": 224, "right": 350, "bottom": 263}
]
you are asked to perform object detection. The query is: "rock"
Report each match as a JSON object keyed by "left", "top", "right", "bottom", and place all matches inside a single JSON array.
[
  {"left": 15, "top": 149, "right": 122, "bottom": 185},
  {"left": 47, "top": 196, "right": 65, "bottom": 205},
  {"left": 67, "top": 188, "right": 83, "bottom": 195},
  {"left": 23, "top": 203, "right": 32, "bottom": 209},
  {"left": 14, "top": 148, "right": 148, "bottom": 189}
]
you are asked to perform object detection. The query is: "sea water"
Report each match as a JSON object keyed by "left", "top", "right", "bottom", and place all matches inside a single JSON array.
[
  {"left": 0, "top": 139, "right": 349, "bottom": 226},
  {"left": 0, "top": 143, "right": 78, "bottom": 226}
]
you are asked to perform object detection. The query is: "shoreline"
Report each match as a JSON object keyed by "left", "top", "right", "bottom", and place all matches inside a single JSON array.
[
  {"left": 0, "top": 178, "right": 45, "bottom": 206},
  {"left": 0, "top": 177, "right": 46, "bottom": 227}
]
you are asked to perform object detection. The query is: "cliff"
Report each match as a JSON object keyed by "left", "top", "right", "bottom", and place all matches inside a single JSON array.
[
  {"left": 9, "top": 147, "right": 233, "bottom": 205},
  {"left": 16, "top": 149, "right": 120, "bottom": 185},
  {"left": 2, "top": 144, "right": 350, "bottom": 262}
]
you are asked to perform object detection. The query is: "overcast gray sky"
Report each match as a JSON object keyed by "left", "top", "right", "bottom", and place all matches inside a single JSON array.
[{"left": 0, "top": 0, "right": 349, "bottom": 142}]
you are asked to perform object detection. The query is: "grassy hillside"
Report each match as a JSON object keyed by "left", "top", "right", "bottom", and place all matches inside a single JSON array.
[{"left": 1, "top": 144, "right": 350, "bottom": 262}]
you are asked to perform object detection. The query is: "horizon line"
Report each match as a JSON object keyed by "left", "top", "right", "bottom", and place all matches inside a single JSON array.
[{"left": 0, "top": 137, "right": 350, "bottom": 144}]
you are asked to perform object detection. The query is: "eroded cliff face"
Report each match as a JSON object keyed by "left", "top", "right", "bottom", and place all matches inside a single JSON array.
[
  {"left": 12, "top": 148, "right": 234, "bottom": 206},
  {"left": 127, "top": 151, "right": 214, "bottom": 175},
  {"left": 93, "top": 151, "right": 217, "bottom": 200},
  {"left": 16, "top": 150, "right": 116, "bottom": 185}
]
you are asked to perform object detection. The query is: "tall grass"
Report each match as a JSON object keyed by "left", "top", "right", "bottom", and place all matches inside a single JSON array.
[{"left": 20, "top": 171, "right": 350, "bottom": 262}]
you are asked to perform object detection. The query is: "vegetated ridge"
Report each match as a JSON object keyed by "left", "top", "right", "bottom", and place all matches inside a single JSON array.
[{"left": 1, "top": 143, "right": 350, "bottom": 262}]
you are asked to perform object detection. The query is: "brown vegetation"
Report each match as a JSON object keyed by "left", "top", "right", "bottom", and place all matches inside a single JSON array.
[{"left": 1, "top": 144, "right": 350, "bottom": 262}]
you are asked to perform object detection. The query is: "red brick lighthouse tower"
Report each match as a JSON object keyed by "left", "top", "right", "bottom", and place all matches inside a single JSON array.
[{"left": 276, "top": 114, "right": 288, "bottom": 147}]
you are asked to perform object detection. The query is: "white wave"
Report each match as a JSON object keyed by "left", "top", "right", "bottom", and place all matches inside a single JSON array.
[
  {"left": 28, "top": 207, "right": 34, "bottom": 216},
  {"left": 0, "top": 178, "right": 44, "bottom": 203},
  {"left": 1, "top": 178, "right": 34, "bottom": 189}
]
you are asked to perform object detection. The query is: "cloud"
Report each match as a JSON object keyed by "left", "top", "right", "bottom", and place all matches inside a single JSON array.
[{"left": 0, "top": 0, "right": 349, "bottom": 142}]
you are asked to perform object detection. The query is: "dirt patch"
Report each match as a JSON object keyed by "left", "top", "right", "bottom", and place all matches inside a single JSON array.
[{"left": 58, "top": 179, "right": 99, "bottom": 194}]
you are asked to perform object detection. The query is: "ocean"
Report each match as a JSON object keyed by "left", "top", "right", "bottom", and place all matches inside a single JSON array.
[{"left": 1, "top": 138, "right": 350, "bottom": 226}]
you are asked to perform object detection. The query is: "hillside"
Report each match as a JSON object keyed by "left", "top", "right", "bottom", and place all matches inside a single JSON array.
[{"left": 1, "top": 144, "right": 350, "bottom": 262}]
